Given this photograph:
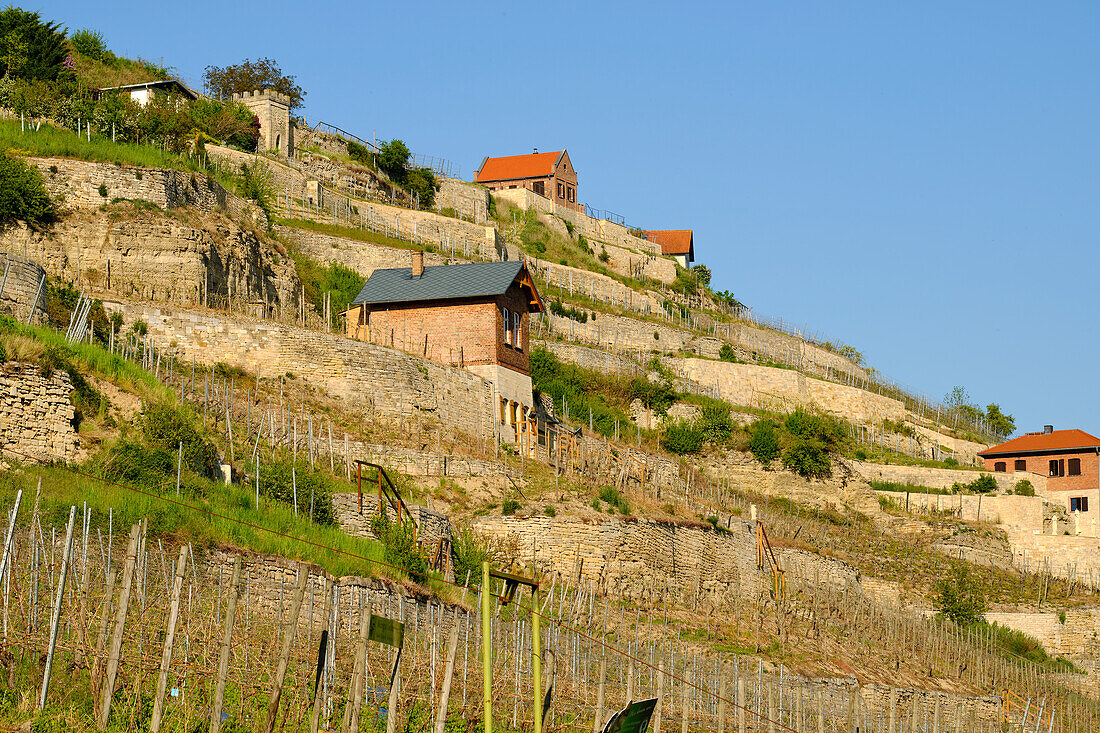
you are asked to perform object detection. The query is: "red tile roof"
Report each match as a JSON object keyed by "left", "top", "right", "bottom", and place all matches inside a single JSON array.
[
  {"left": 475, "top": 151, "right": 563, "bottom": 182},
  {"left": 978, "top": 429, "right": 1100, "bottom": 457},
  {"left": 645, "top": 230, "right": 694, "bottom": 256}
]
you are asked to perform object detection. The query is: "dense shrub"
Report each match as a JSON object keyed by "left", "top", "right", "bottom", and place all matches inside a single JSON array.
[
  {"left": 347, "top": 140, "right": 371, "bottom": 164},
  {"left": 748, "top": 419, "right": 780, "bottom": 466},
  {"left": 452, "top": 528, "right": 495, "bottom": 588},
  {"left": 258, "top": 459, "right": 337, "bottom": 524},
  {"left": 951, "top": 474, "right": 997, "bottom": 494},
  {"left": 781, "top": 437, "right": 832, "bottom": 478},
  {"left": 0, "top": 152, "right": 54, "bottom": 229},
  {"left": 598, "top": 486, "right": 631, "bottom": 515},
  {"left": 1014, "top": 479, "right": 1035, "bottom": 496},
  {"left": 530, "top": 347, "right": 634, "bottom": 439},
  {"left": 934, "top": 562, "right": 986, "bottom": 626},
  {"left": 140, "top": 402, "right": 220, "bottom": 478},
  {"left": 698, "top": 403, "right": 733, "bottom": 443},
  {"left": 370, "top": 513, "right": 428, "bottom": 578},
  {"left": 661, "top": 419, "right": 703, "bottom": 455},
  {"left": 502, "top": 499, "right": 520, "bottom": 515},
  {"left": 718, "top": 343, "right": 740, "bottom": 363},
  {"left": 548, "top": 300, "right": 588, "bottom": 323}
]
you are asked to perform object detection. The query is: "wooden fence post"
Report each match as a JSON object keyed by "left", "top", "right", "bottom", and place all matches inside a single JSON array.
[
  {"left": 654, "top": 660, "right": 664, "bottom": 733},
  {"left": 738, "top": 677, "right": 747, "bottom": 733},
  {"left": 716, "top": 664, "right": 727, "bottom": 733},
  {"left": 97, "top": 522, "right": 142, "bottom": 731},
  {"left": 432, "top": 618, "right": 460, "bottom": 733},
  {"left": 593, "top": 655, "right": 607, "bottom": 733},
  {"left": 265, "top": 566, "right": 309, "bottom": 733},
  {"left": 210, "top": 556, "right": 244, "bottom": 733},
  {"left": 38, "top": 505, "right": 76, "bottom": 710},
  {"left": 310, "top": 577, "right": 334, "bottom": 733},
  {"left": 151, "top": 544, "right": 189, "bottom": 732}
]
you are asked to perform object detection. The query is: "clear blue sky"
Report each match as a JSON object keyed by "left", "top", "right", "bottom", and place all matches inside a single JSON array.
[{"left": 39, "top": 1, "right": 1100, "bottom": 438}]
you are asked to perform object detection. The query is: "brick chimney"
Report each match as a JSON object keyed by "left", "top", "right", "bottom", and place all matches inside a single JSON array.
[
  {"left": 1044, "top": 424, "right": 1054, "bottom": 434},
  {"left": 411, "top": 250, "right": 424, "bottom": 278}
]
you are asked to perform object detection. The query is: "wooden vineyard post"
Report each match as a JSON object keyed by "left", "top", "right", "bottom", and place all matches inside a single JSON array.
[
  {"left": 654, "top": 660, "right": 665, "bottom": 733},
  {"left": 344, "top": 603, "right": 371, "bottom": 733},
  {"left": 593, "top": 655, "right": 606, "bottom": 733},
  {"left": 716, "top": 664, "right": 727, "bottom": 733},
  {"left": 432, "top": 618, "right": 460, "bottom": 733},
  {"left": 151, "top": 544, "right": 190, "bottom": 732},
  {"left": 38, "top": 505, "right": 76, "bottom": 710},
  {"left": 310, "top": 578, "right": 334, "bottom": 733},
  {"left": 97, "top": 522, "right": 142, "bottom": 731},
  {"left": 482, "top": 562, "right": 492, "bottom": 733},
  {"left": 738, "top": 677, "right": 746, "bottom": 733},
  {"left": 531, "top": 584, "right": 542, "bottom": 733},
  {"left": 210, "top": 555, "right": 243, "bottom": 733},
  {"left": 265, "top": 566, "right": 309, "bottom": 733}
]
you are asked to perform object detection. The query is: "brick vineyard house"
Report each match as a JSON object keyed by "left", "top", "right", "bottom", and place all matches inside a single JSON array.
[
  {"left": 345, "top": 253, "right": 544, "bottom": 443},
  {"left": 979, "top": 426, "right": 1100, "bottom": 512},
  {"left": 644, "top": 230, "right": 695, "bottom": 268},
  {"left": 474, "top": 150, "right": 581, "bottom": 211}
]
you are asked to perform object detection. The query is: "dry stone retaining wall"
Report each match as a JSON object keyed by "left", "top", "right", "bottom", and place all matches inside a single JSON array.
[
  {"left": 679, "top": 358, "right": 905, "bottom": 424},
  {"left": 0, "top": 252, "right": 47, "bottom": 324},
  {"left": 2, "top": 212, "right": 299, "bottom": 310},
  {"left": 0, "top": 362, "right": 80, "bottom": 462},
  {"left": 437, "top": 178, "right": 490, "bottom": 223},
  {"left": 853, "top": 461, "right": 1033, "bottom": 493},
  {"left": 29, "top": 156, "right": 261, "bottom": 223},
  {"left": 104, "top": 301, "right": 494, "bottom": 440},
  {"left": 472, "top": 513, "right": 863, "bottom": 607}
]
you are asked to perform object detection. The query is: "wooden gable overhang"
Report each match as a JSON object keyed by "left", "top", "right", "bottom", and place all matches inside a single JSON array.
[{"left": 514, "top": 263, "right": 544, "bottom": 313}]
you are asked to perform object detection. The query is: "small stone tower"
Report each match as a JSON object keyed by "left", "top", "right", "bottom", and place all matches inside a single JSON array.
[{"left": 235, "top": 89, "right": 294, "bottom": 157}]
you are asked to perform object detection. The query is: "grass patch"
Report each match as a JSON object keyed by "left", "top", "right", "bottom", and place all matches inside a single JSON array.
[
  {"left": 870, "top": 480, "right": 951, "bottom": 495},
  {"left": 275, "top": 216, "right": 423, "bottom": 251}
]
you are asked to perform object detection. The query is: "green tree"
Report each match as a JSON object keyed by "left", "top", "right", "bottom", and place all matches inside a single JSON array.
[
  {"left": 203, "top": 57, "right": 306, "bottom": 110},
  {"left": 69, "top": 29, "right": 114, "bottom": 64},
  {"left": 690, "top": 264, "right": 711, "bottom": 286},
  {"left": 985, "top": 403, "right": 1015, "bottom": 440},
  {"left": 377, "top": 139, "right": 411, "bottom": 182},
  {"left": 0, "top": 152, "right": 53, "bottom": 229},
  {"left": 934, "top": 562, "right": 987, "bottom": 626},
  {"left": 0, "top": 8, "right": 67, "bottom": 81}
]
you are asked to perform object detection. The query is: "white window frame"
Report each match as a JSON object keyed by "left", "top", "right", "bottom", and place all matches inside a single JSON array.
[{"left": 513, "top": 311, "right": 522, "bottom": 350}]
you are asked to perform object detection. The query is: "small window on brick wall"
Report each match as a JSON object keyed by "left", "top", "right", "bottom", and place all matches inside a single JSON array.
[
  {"left": 1069, "top": 458, "right": 1082, "bottom": 476},
  {"left": 513, "top": 311, "right": 521, "bottom": 350},
  {"left": 994, "top": 462, "right": 1006, "bottom": 472},
  {"left": 1015, "top": 459, "right": 1026, "bottom": 471},
  {"left": 1071, "top": 496, "right": 1089, "bottom": 512},
  {"left": 1050, "top": 459, "right": 1065, "bottom": 477}
]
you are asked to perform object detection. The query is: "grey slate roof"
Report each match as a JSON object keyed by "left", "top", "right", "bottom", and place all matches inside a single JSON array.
[{"left": 352, "top": 260, "right": 525, "bottom": 306}]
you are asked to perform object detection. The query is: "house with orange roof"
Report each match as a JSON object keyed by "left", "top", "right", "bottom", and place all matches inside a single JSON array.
[
  {"left": 474, "top": 149, "right": 580, "bottom": 211},
  {"left": 644, "top": 230, "right": 695, "bottom": 268},
  {"left": 979, "top": 426, "right": 1100, "bottom": 511}
]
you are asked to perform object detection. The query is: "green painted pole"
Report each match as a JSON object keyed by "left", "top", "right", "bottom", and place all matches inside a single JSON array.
[
  {"left": 532, "top": 587, "right": 542, "bottom": 733},
  {"left": 482, "top": 561, "right": 492, "bottom": 733}
]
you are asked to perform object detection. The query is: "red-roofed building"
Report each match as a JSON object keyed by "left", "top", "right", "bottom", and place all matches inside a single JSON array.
[
  {"left": 644, "top": 230, "right": 695, "bottom": 268},
  {"left": 474, "top": 150, "right": 580, "bottom": 211},
  {"left": 979, "top": 426, "right": 1100, "bottom": 506}
]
